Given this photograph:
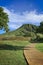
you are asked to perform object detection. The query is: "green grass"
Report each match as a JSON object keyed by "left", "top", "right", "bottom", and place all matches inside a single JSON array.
[
  {"left": 0, "top": 40, "right": 29, "bottom": 65},
  {"left": 36, "top": 43, "right": 43, "bottom": 52},
  {"left": 37, "top": 33, "right": 43, "bottom": 38}
]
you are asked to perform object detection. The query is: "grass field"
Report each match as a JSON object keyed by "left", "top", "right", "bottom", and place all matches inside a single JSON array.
[
  {"left": 0, "top": 40, "right": 29, "bottom": 65},
  {"left": 36, "top": 43, "right": 43, "bottom": 52}
]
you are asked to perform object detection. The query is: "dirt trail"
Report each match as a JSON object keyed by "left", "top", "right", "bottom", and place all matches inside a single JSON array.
[{"left": 24, "top": 44, "right": 43, "bottom": 65}]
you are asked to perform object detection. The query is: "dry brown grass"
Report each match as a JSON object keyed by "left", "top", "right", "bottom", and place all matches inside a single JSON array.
[{"left": 0, "top": 36, "right": 31, "bottom": 41}]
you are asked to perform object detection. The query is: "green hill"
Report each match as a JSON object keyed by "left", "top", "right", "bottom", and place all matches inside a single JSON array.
[
  {"left": 0, "top": 24, "right": 43, "bottom": 42},
  {"left": 2, "top": 24, "right": 38, "bottom": 37}
]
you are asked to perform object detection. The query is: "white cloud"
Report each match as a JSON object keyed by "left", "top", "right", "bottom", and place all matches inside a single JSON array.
[
  {"left": 8, "top": 23, "right": 22, "bottom": 30},
  {"left": 3, "top": 7, "right": 43, "bottom": 30}
]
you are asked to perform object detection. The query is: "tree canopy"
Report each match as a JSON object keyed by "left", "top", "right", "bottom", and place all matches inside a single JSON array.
[
  {"left": 39, "top": 21, "right": 43, "bottom": 33},
  {"left": 0, "top": 7, "right": 9, "bottom": 32},
  {"left": 37, "top": 21, "right": 43, "bottom": 33}
]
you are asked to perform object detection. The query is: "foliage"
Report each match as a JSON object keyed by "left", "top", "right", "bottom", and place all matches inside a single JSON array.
[
  {"left": 39, "top": 21, "right": 43, "bottom": 33},
  {"left": 36, "top": 34, "right": 43, "bottom": 42},
  {"left": 37, "top": 21, "right": 43, "bottom": 33},
  {"left": 31, "top": 33, "right": 43, "bottom": 43},
  {"left": 0, "top": 7, "right": 9, "bottom": 32}
]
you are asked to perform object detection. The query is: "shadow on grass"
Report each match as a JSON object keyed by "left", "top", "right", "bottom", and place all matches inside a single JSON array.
[
  {"left": 30, "top": 37, "right": 43, "bottom": 43},
  {"left": 0, "top": 44, "right": 30, "bottom": 50},
  {"left": 30, "top": 40, "right": 43, "bottom": 43}
]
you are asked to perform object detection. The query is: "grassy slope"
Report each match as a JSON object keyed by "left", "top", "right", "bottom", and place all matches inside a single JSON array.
[
  {"left": 36, "top": 43, "right": 43, "bottom": 52},
  {"left": 2, "top": 24, "right": 37, "bottom": 37},
  {"left": 0, "top": 40, "right": 29, "bottom": 65}
]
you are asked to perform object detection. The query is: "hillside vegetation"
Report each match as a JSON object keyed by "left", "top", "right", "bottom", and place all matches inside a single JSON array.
[
  {"left": 0, "top": 23, "right": 43, "bottom": 42},
  {"left": 2, "top": 24, "right": 37, "bottom": 37}
]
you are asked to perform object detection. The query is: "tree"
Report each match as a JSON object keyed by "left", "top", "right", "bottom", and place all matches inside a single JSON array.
[
  {"left": 0, "top": 7, "right": 9, "bottom": 32},
  {"left": 37, "top": 21, "right": 43, "bottom": 33}
]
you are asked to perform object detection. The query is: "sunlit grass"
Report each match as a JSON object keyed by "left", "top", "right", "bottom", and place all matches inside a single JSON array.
[
  {"left": 36, "top": 43, "right": 43, "bottom": 52},
  {"left": 0, "top": 40, "right": 29, "bottom": 65}
]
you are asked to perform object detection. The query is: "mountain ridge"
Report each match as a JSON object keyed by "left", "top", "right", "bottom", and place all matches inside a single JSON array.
[{"left": 3, "top": 24, "right": 38, "bottom": 37}]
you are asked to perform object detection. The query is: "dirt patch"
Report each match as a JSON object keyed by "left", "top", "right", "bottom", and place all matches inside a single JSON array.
[{"left": 24, "top": 44, "right": 43, "bottom": 65}]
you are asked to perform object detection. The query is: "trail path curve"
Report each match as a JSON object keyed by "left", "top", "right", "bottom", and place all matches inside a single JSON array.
[{"left": 24, "top": 43, "right": 43, "bottom": 65}]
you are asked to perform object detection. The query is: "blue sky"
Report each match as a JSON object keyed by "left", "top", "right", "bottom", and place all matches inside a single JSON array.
[{"left": 0, "top": 0, "right": 43, "bottom": 34}]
